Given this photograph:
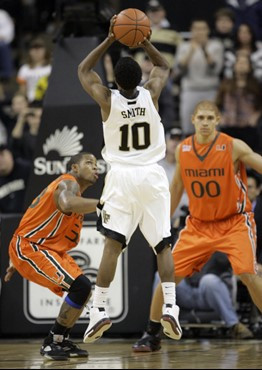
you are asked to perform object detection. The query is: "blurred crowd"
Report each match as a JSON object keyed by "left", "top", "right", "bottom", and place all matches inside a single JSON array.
[{"left": 0, "top": 0, "right": 261, "bottom": 338}]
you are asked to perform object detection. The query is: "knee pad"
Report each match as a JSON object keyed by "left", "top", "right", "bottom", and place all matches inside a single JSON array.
[{"left": 66, "top": 275, "right": 92, "bottom": 308}]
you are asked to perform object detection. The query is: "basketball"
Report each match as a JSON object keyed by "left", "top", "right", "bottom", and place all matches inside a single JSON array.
[{"left": 112, "top": 8, "right": 151, "bottom": 47}]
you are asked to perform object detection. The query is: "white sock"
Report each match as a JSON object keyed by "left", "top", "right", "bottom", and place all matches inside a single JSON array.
[
  {"left": 92, "top": 285, "right": 109, "bottom": 308},
  {"left": 162, "top": 282, "right": 176, "bottom": 305}
]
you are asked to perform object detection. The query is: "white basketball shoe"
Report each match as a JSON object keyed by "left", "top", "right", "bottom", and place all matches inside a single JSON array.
[
  {"left": 161, "top": 303, "right": 182, "bottom": 340},
  {"left": 83, "top": 307, "right": 112, "bottom": 343}
]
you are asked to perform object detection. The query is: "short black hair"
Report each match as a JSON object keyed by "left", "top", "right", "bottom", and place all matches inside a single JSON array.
[
  {"left": 67, "top": 152, "right": 93, "bottom": 172},
  {"left": 114, "top": 57, "right": 142, "bottom": 90}
]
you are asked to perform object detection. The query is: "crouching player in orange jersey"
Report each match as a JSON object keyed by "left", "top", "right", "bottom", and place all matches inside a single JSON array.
[
  {"left": 133, "top": 101, "right": 262, "bottom": 351},
  {"left": 4, "top": 152, "right": 99, "bottom": 360}
]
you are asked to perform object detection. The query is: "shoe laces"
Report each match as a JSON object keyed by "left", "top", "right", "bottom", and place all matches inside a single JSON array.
[{"left": 61, "top": 339, "right": 79, "bottom": 350}]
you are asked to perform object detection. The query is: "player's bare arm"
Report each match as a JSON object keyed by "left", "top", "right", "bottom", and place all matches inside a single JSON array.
[
  {"left": 170, "top": 144, "right": 185, "bottom": 216},
  {"left": 54, "top": 180, "right": 98, "bottom": 214},
  {"left": 78, "top": 16, "right": 117, "bottom": 119},
  {"left": 233, "top": 139, "right": 262, "bottom": 174},
  {"left": 142, "top": 38, "right": 170, "bottom": 109}
]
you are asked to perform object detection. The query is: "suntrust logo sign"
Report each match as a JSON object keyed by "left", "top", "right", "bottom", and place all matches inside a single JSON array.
[
  {"left": 34, "top": 126, "right": 83, "bottom": 175},
  {"left": 34, "top": 125, "right": 110, "bottom": 175},
  {"left": 43, "top": 126, "right": 84, "bottom": 156}
]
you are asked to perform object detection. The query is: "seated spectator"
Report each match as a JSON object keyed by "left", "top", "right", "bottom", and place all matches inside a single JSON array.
[
  {"left": 11, "top": 101, "right": 42, "bottom": 160},
  {"left": 176, "top": 19, "right": 223, "bottom": 135},
  {"left": 133, "top": 252, "right": 253, "bottom": 352},
  {"left": 16, "top": 37, "right": 52, "bottom": 102},
  {"left": 0, "top": 144, "right": 31, "bottom": 213},
  {"left": 134, "top": 0, "right": 182, "bottom": 69},
  {"left": 224, "top": 23, "right": 262, "bottom": 82},
  {"left": 240, "top": 170, "right": 262, "bottom": 335},
  {"left": 247, "top": 170, "right": 262, "bottom": 264},
  {"left": 175, "top": 253, "right": 253, "bottom": 339},
  {"left": 216, "top": 54, "right": 262, "bottom": 152}
]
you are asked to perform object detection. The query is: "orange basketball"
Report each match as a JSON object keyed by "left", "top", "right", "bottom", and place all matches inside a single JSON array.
[{"left": 113, "top": 8, "right": 151, "bottom": 47}]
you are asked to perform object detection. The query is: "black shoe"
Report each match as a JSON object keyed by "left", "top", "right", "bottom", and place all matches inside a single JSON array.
[
  {"left": 61, "top": 339, "right": 88, "bottom": 358},
  {"left": 132, "top": 332, "right": 161, "bottom": 352},
  {"left": 40, "top": 342, "right": 69, "bottom": 361}
]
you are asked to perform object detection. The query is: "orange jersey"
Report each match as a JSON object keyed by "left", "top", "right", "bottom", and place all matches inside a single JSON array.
[
  {"left": 14, "top": 174, "right": 83, "bottom": 253},
  {"left": 179, "top": 132, "right": 252, "bottom": 221}
]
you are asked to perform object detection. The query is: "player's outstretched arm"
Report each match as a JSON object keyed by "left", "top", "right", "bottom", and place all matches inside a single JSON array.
[
  {"left": 142, "top": 38, "right": 170, "bottom": 106},
  {"left": 55, "top": 180, "right": 98, "bottom": 214},
  {"left": 170, "top": 144, "right": 185, "bottom": 216},
  {"left": 78, "top": 16, "right": 116, "bottom": 107},
  {"left": 233, "top": 139, "right": 262, "bottom": 174}
]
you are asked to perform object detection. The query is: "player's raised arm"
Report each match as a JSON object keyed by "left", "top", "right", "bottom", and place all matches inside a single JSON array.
[
  {"left": 233, "top": 139, "right": 262, "bottom": 174},
  {"left": 55, "top": 180, "right": 98, "bottom": 214},
  {"left": 142, "top": 38, "right": 170, "bottom": 108},
  {"left": 170, "top": 144, "right": 185, "bottom": 216},
  {"left": 78, "top": 16, "right": 116, "bottom": 108}
]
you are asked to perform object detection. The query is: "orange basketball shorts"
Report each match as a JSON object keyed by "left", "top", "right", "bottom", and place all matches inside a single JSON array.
[
  {"left": 9, "top": 235, "right": 83, "bottom": 297},
  {"left": 172, "top": 212, "right": 257, "bottom": 277}
]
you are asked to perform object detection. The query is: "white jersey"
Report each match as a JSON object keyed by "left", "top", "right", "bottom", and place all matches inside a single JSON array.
[{"left": 102, "top": 86, "right": 166, "bottom": 166}]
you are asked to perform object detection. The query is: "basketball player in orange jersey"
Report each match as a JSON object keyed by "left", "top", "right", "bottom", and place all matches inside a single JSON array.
[
  {"left": 133, "top": 100, "right": 262, "bottom": 351},
  {"left": 4, "top": 152, "right": 99, "bottom": 361},
  {"left": 78, "top": 16, "right": 182, "bottom": 343}
]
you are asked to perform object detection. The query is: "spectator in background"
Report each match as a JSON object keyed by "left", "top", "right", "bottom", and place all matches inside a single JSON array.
[
  {"left": 11, "top": 101, "right": 42, "bottom": 160},
  {"left": 244, "top": 170, "right": 262, "bottom": 335},
  {"left": 247, "top": 170, "right": 262, "bottom": 264},
  {"left": 176, "top": 252, "right": 253, "bottom": 339},
  {"left": 225, "top": 0, "right": 262, "bottom": 41},
  {"left": 176, "top": 19, "right": 223, "bottom": 135},
  {"left": 0, "top": 9, "right": 15, "bottom": 100},
  {"left": 0, "top": 144, "right": 31, "bottom": 213},
  {"left": 17, "top": 37, "right": 52, "bottom": 102},
  {"left": 134, "top": 0, "right": 182, "bottom": 69},
  {"left": 0, "top": 93, "right": 28, "bottom": 141},
  {"left": 34, "top": 75, "right": 49, "bottom": 103},
  {"left": 224, "top": 23, "right": 262, "bottom": 82},
  {"left": 216, "top": 54, "right": 262, "bottom": 152},
  {"left": 212, "top": 7, "right": 235, "bottom": 76},
  {"left": 0, "top": 119, "right": 7, "bottom": 146}
]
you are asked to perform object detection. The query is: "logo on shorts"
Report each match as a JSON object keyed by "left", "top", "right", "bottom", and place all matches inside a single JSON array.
[
  {"left": 103, "top": 210, "right": 110, "bottom": 224},
  {"left": 54, "top": 271, "right": 64, "bottom": 285}
]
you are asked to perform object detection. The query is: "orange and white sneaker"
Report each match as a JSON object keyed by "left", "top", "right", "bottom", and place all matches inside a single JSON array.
[
  {"left": 83, "top": 307, "right": 112, "bottom": 343},
  {"left": 161, "top": 303, "right": 182, "bottom": 340}
]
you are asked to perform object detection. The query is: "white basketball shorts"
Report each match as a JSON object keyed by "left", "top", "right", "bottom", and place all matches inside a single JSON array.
[{"left": 97, "top": 163, "right": 172, "bottom": 254}]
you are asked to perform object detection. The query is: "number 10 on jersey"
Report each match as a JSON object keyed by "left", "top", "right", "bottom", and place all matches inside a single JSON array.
[{"left": 119, "top": 122, "right": 151, "bottom": 151}]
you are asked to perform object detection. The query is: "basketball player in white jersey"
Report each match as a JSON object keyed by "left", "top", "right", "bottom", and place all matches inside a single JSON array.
[{"left": 78, "top": 16, "right": 182, "bottom": 343}]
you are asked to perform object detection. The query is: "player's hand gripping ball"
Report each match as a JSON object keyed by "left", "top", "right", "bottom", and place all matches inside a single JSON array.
[{"left": 112, "top": 8, "right": 151, "bottom": 47}]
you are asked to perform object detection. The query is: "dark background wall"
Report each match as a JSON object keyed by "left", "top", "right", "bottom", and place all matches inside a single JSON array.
[{"left": 119, "top": 0, "right": 227, "bottom": 30}]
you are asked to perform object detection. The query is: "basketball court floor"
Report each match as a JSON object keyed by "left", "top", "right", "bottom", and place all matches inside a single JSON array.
[{"left": 0, "top": 338, "right": 262, "bottom": 369}]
